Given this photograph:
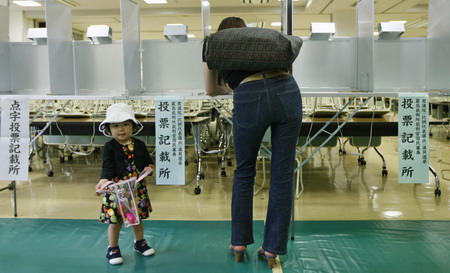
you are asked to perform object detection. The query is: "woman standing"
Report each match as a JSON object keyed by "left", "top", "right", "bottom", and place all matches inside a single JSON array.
[{"left": 203, "top": 17, "right": 302, "bottom": 268}]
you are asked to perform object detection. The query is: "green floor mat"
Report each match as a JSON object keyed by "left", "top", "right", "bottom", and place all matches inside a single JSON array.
[
  {"left": 283, "top": 220, "right": 450, "bottom": 273},
  {"left": 1, "top": 219, "right": 449, "bottom": 273},
  {"left": 0, "top": 219, "right": 270, "bottom": 273}
]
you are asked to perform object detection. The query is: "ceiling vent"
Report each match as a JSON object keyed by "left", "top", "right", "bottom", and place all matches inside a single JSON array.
[{"left": 242, "top": 0, "right": 270, "bottom": 4}]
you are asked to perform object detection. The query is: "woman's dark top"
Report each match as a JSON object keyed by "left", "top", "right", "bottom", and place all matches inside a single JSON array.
[
  {"left": 100, "top": 138, "right": 153, "bottom": 180},
  {"left": 202, "top": 41, "right": 259, "bottom": 90}
]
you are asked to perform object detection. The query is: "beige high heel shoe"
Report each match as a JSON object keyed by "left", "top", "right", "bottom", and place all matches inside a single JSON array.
[
  {"left": 258, "top": 247, "right": 277, "bottom": 268},
  {"left": 229, "top": 245, "right": 246, "bottom": 262}
]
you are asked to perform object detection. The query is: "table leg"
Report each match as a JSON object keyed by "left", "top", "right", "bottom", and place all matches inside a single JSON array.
[{"left": 193, "top": 124, "right": 204, "bottom": 194}]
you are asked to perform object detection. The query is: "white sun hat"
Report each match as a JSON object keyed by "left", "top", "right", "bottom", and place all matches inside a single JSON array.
[{"left": 99, "top": 103, "right": 143, "bottom": 137}]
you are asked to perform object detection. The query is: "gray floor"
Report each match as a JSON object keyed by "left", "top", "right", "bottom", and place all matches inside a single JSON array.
[{"left": 0, "top": 126, "right": 449, "bottom": 272}]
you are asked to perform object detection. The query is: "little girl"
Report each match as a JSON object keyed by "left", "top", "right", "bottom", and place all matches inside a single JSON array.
[{"left": 95, "top": 103, "right": 155, "bottom": 265}]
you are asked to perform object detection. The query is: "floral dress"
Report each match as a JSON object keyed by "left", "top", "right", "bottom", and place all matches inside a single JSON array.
[{"left": 99, "top": 142, "right": 152, "bottom": 224}]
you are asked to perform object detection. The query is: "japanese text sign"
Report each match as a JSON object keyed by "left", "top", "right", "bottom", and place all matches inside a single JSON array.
[
  {"left": 155, "top": 97, "right": 185, "bottom": 185},
  {"left": 1, "top": 97, "right": 30, "bottom": 181},
  {"left": 398, "top": 93, "right": 429, "bottom": 184}
]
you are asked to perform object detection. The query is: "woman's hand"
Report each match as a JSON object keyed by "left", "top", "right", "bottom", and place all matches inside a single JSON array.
[
  {"left": 224, "top": 84, "right": 233, "bottom": 95},
  {"left": 95, "top": 179, "right": 110, "bottom": 196},
  {"left": 203, "top": 63, "right": 232, "bottom": 96}
]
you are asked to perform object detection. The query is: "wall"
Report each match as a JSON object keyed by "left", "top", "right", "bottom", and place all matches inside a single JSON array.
[
  {"left": 9, "top": 10, "right": 33, "bottom": 42},
  {"left": 333, "top": 10, "right": 356, "bottom": 37}
]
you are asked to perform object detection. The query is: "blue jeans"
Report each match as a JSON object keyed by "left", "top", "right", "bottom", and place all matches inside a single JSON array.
[{"left": 231, "top": 75, "right": 302, "bottom": 255}]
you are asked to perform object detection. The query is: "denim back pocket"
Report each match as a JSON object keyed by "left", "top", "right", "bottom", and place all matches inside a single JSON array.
[
  {"left": 276, "top": 88, "right": 302, "bottom": 119},
  {"left": 233, "top": 96, "right": 261, "bottom": 129}
]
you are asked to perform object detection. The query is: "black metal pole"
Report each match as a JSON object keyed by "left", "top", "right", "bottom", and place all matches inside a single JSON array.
[
  {"left": 0, "top": 181, "right": 17, "bottom": 217},
  {"left": 281, "top": 0, "right": 297, "bottom": 241},
  {"left": 291, "top": 173, "right": 295, "bottom": 240},
  {"left": 13, "top": 181, "right": 17, "bottom": 217}
]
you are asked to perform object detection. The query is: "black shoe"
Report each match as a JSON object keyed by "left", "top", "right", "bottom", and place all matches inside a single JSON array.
[
  {"left": 134, "top": 239, "right": 155, "bottom": 256},
  {"left": 106, "top": 246, "right": 123, "bottom": 265}
]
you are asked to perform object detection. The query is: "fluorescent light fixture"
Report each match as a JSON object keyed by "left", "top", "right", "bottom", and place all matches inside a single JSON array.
[
  {"left": 13, "top": 1, "right": 41, "bottom": 7},
  {"left": 144, "top": 0, "right": 167, "bottom": 4},
  {"left": 310, "top": 22, "right": 336, "bottom": 40},
  {"left": 164, "top": 24, "right": 188, "bottom": 43},
  {"left": 27, "top": 28, "right": 47, "bottom": 45},
  {"left": 242, "top": 0, "right": 269, "bottom": 3},
  {"left": 246, "top": 22, "right": 264, "bottom": 28},
  {"left": 59, "top": 0, "right": 80, "bottom": 8},
  {"left": 187, "top": 34, "right": 195, "bottom": 38},
  {"left": 378, "top": 21, "right": 405, "bottom": 40},
  {"left": 86, "top": 25, "right": 112, "bottom": 44},
  {"left": 271, "top": 22, "right": 282, "bottom": 27}
]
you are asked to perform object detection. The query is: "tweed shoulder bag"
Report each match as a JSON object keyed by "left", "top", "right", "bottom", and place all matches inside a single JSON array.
[{"left": 205, "top": 27, "right": 303, "bottom": 72}]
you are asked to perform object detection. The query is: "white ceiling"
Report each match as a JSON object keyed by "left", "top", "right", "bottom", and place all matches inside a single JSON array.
[{"left": 9, "top": 0, "right": 429, "bottom": 40}]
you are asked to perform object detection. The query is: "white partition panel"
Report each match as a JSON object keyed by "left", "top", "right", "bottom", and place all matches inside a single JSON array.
[
  {"left": 427, "top": 0, "right": 450, "bottom": 92},
  {"left": 374, "top": 39, "right": 426, "bottom": 92},
  {"left": 0, "top": 4, "right": 10, "bottom": 92},
  {"left": 74, "top": 41, "right": 125, "bottom": 96},
  {"left": 142, "top": 40, "right": 204, "bottom": 94},
  {"left": 292, "top": 38, "right": 357, "bottom": 92},
  {"left": 10, "top": 43, "right": 50, "bottom": 94},
  {"left": 45, "top": 0, "right": 75, "bottom": 95},
  {"left": 120, "top": 0, "right": 141, "bottom": 96},
  {"left": 201, "top": 0, "right": 211, "bottom": 37},
  {"left": 356, "top": 0, "right": 374, "bottom": 92}
]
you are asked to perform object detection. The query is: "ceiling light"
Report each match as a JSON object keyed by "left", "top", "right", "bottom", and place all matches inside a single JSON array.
[
  {"left": 310, "top": 22, "right": 336, "bottom": 40},
  {"left": 271, "top": 22, "right": 282, "bottom": 27},
  {"left": 86, "top": 25, "right": 112, "bottom": 45},
  {"left": 27, "top": 28, "right": 47, "bottom": 45},
  {"left": 242, "top": 0, "right": 270, "bottom": 3},
  {"left": 144, "top": 0, "right": 167, "bottom": 4},
  {"left": 187, "top": 34, "right": 195, "bottom": 38},
  {"left": 246, "top": 22, "right": 264, "bottom": 28},
  {"left": 378, "top": 21, "right": 405, "bottom": 40},
  {"left": 13, "top": 1, "right": 41, "bottom": 7},
  {"left": 164, "top": 24, "right": 188, "bottom": 43},
  {"left": 58, "top": 0, "right": 80, "bottom": 8}
]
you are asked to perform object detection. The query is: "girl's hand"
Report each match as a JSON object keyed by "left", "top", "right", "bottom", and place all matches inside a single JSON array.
[
  {"left": 144, "top": 165, "right": 154, "bottom": 175},
  {"left": 95, "top": 179, "right": 110, "bottom": 196}
]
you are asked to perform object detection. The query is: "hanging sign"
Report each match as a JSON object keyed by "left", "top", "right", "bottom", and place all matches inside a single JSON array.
[
  {"left": 155, "top": 97, "right": 185, "bottom": 185},
  {"left": 398, "top": 93, "right": 429, "bottom": 183},
  {"left": 0, "top": 97, "right": 30, "bottom": 181}
]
